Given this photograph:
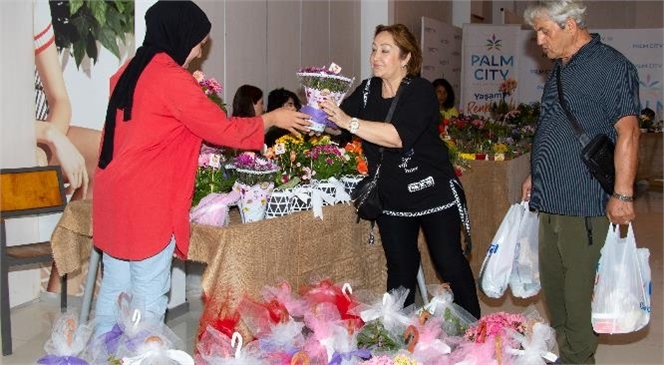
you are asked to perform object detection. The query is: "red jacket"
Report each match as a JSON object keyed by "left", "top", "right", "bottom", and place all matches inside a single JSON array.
[{"left": 93, "top": 53, "right": 263, "bottom": 260}]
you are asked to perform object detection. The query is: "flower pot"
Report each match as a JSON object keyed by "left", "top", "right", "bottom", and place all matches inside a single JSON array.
[
  {"left": 341, "top": 174, "right": 365, "bottom": 196},
  {"left": 312, "top": 179, "right": 338, "bottom": 206},
  {"left": 289, "top": 184, "right": 312, "bottom": 213},
  {"left": 475, "top": 153, "right": 487, "bottom": 160},
  {"left": 265, "top": 188, "right": 293, "bottom": 219},
  {"left": 234, "top": 181, "right": 274, "bottom": 223}
]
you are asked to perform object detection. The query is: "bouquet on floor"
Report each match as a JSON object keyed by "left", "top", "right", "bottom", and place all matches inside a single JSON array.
[
  {"left": 38, "top": 311, "right": 93, "bottom": 365},
  {"left": 451, "top": 306, "right": 558, "bottom": 365},
  {"left": 84, "top": 292, "right": 192, "bottom": 365},
  {"left": 297, "top": 63, "right": 355, "bottom": 133}
]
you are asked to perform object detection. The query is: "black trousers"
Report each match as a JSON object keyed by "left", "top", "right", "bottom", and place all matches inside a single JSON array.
[{"left": 376, "top": 208, "right": 481, "bottom": 319}]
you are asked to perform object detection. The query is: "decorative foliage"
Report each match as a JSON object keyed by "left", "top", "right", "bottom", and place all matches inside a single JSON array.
[
  {"left": 50, "top": 0, "right": 135, "bottom": 68},
  {"left": 356, "top": 320, "right": 402, "bottom": 353}
]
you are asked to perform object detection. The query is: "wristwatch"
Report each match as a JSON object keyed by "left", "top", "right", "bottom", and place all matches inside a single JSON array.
[{"left": 348, "top": 118, "right": 360, "bottom": 134}]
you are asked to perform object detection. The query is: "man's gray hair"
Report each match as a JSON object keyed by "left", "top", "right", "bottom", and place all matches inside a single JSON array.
[{"left": 523, "top": 0, "right": 587, "bottom": 29}]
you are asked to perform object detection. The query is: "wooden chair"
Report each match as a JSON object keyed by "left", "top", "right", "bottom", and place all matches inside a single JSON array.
[{"left": 0, "top": 166, "right": 68, "bottom": 356}]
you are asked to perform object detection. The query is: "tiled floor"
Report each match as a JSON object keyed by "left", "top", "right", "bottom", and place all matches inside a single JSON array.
[{"left": 2, "top": 187, "right": 662, "bottom": 364}]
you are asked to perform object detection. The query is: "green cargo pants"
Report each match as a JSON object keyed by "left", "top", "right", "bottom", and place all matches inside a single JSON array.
[{"left": 539, "top": 213, "right": 609, "bottom": 364}]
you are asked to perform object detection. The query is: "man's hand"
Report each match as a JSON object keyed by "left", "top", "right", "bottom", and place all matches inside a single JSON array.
[{"left": 521, "top": 174, "right": 532, "bottom": 202}]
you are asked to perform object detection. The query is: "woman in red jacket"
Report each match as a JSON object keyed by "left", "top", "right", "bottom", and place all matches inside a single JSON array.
[{"left": 92, "top": 0, "right": 310, "bottom": 336}]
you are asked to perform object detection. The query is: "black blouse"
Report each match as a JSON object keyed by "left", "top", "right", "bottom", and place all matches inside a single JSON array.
[{"left": 341, "top": 76, "right": 459, "bottom": 213}]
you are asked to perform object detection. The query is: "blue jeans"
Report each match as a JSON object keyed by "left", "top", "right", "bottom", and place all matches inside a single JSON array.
[{"left": 93, "top": 237, "right": 176, "bottom": 336}]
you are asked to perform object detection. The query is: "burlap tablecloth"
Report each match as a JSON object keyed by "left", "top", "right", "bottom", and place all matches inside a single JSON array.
[{"left": 50, "top": 200, "right": 389, "bottom": 337}]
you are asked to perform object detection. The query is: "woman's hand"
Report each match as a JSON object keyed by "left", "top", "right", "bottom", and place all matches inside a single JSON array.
[
  {"left": 44, "top": 125, "right": 89, "bottom": 198},
  {"left": 319, "top": 99, "right": 350, "bottom": 130},
  {"left": 262, "top": 109, "right": 312, "bottom": 136}
]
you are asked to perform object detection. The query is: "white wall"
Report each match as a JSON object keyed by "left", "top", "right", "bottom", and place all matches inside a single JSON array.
[{"left": 197, "top": 0, "right": 364, "bottom": 108}]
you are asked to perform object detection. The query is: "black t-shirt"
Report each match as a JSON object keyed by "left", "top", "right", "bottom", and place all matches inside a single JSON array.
[{"left": 341, "top": 77, "right": 459, "bottom": 212}]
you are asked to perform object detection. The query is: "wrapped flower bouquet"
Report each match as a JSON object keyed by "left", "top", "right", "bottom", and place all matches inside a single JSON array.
[{"left": 297, "top": 63, "right": 355, "bottom": 132}]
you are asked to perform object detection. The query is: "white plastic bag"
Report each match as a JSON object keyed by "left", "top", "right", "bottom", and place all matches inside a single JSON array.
[
  {"left": 479, "top": 203, "right": 524, "bottom": 298},
  {"left": 510, "top": 202, "right": 541, "bottom": 298},
  {"left": 591, "top": 223, "right": 651, "bottom": 334}
]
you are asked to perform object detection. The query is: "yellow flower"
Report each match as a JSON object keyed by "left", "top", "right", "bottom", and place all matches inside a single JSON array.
[
  {"left": 459, "top": 152, "right": 476, "bottom": 160},
  {"left": 445, "top": 139, "right": 456, "bottom": 148},
  {"left": 492, "top": 143, "right": 509, "bottom": 154},
  {"left": 276, "top": 134, "right": 304, "bottom": 146}
]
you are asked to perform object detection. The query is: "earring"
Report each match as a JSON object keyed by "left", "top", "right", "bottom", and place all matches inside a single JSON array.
[{"left": 401, "top": 64, "right": 406, "bottom": 68}]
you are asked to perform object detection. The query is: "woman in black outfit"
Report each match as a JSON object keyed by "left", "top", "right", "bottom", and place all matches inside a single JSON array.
[{"left": 320, "top": 24, "right": 480, "bottom": 318}]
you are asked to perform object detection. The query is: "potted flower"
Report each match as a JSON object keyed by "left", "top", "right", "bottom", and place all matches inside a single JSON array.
[
  {"left": 226, "top": 152, "right": 279, "bottom": 223},
  {"left": 339, "top": 138, "right": 369, "bottom": 194},
  {"left": 192, "top": 144, "right": 236, "bottom": 207},
  {"left": 192, "top": 71, "right": 232, "bottom": 207},
  {"left": 228, "top": 151, "right": 279, "bottom": 186}
]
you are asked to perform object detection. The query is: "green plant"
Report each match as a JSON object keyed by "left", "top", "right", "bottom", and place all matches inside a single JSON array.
[
  {"left": 50, "top": 0, "right": 134, "bottom": 67},
  {"left": 193, "top": 167, "right": 236, "bottom": 207}
]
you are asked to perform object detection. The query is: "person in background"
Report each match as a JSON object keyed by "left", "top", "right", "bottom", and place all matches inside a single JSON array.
[
  {"left": 320, "top": 24, "right": 480, "bottom": 319},
  {"left": 432, "top": 78, "right": 458, "bottom": 120},
  {"left": 432, "top": 78, "right": 458, "bottom": 136},
  {"left": 92, "top": 0, "right": 310, "bottom": 337},
  {"left": 264, "top": 87, "right": 302, "bottom": 146},
  {"left": 232, "top": 84, "right": 264, "bottom": 117},
  {"left": 521, "top": 1, "right": 640, "bottom": 363}
]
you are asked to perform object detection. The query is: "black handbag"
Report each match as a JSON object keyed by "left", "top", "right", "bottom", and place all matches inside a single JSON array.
[
  {"left": 557, "top": 67, "right": 615, "bottom": 195},
  {"left": 352, "top": 164, "right": 382, "bottom": 221},
  {"left": 351, "top": 77, "right": 408, "bottom": 222}
]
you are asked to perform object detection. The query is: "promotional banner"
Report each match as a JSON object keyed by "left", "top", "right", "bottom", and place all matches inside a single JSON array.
[
  {"left": 460, "top": 24, "right": 521, "bottom": 117},
  {"left": 420, "top": 17, "right": 462, "bottom": 106},
  {"left": 600, "top": 29, "right": 663, "bottom": 119},
  {"left": 518, "top": 28, "right": 663, "bottom": 119}
]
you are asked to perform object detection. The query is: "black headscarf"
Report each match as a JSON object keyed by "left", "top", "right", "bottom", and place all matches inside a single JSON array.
[{"left": 98, "top": 0, "right": 211, "bottom": 169}]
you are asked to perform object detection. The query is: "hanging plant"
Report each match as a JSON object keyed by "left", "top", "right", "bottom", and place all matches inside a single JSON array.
[{"left": 49, "top": 0, "right": 134, "bottom": 68}]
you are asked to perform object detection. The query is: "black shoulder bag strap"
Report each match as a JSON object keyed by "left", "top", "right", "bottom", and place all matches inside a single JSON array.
[
  {"left": 557, "top": 66, "right": 609, "bottom": 245},
  {"left": 556, "top": 66, "right": 591, "bottom": 146},
  {"left": 375, "top": 76, "right": 411, "bottom": 165}
]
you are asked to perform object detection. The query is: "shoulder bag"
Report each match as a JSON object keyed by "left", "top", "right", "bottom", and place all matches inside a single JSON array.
[{"left": 557, "top": 67, "right": 615, "bottom": 195}]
